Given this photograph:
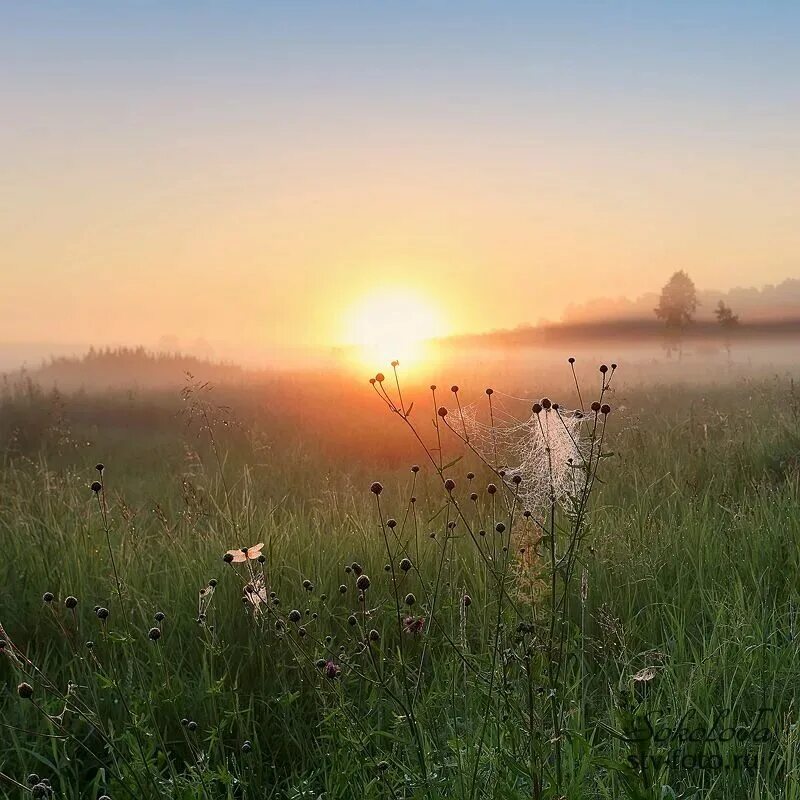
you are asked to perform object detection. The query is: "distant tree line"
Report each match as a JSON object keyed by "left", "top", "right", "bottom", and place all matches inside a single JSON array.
[{"left": 655, "top": 271, "right": 740, "bottom": 361}]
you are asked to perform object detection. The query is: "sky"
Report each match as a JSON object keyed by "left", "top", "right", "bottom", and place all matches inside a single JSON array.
[{"left": 2, "top": 1, "right": 799, "bottom": 364}]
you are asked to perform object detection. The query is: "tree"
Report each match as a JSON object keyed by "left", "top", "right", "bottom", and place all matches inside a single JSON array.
[
  {"left": 714, "top": 300, "right": 739, "bottom": 364},
  {"left": 654, "top": 270, "right": 698, "bottom": 359}
]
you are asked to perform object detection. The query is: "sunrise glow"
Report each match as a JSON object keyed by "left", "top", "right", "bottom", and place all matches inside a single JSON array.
[{"left": 343, "top": 289, "right": 446, "bottom": 371}]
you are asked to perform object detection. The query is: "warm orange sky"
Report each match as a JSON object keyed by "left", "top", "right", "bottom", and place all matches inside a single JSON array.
[{"left": 2, "top": 3, "right": 799, "bottom": 364}]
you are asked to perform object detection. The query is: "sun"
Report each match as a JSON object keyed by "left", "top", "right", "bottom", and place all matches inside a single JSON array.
[{"left": 344, "top": 288, "right": 445, "bottom": 371}]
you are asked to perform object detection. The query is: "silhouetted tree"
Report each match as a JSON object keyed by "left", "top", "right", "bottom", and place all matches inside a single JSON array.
[
  {"left": 714, "top": 300, "right": 739, "bottom": 364},
  {"left": 655, "top": 271, "right": 698, "bottom": 359}
]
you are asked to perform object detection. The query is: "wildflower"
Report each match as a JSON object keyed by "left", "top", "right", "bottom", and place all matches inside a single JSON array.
[
  {"left": 42, "top": 592, "right": 54, "bottom": 604},
  {"left": 148, "top": 627, "right": 161, "bottom": 641},
  {"left": 370, "top": 482, "right": 383, "bottom": 495},
  {"left": 17, "top": 682, "right": 33, "bottom": 699},
  {"left": 224, "top": 543, "right": 264, "bottom": 563},
  {"left": 91, "top": 481, "right": 102, "bottom": 493},
  {"left": 356, "top": 574, "right": 371, "bottom": 591},
  {"left": 324, "top": 660, "right": 341, "bottom": 679},
  {"left": 403, "top": 616, "right": 425, "bottom": 634}
]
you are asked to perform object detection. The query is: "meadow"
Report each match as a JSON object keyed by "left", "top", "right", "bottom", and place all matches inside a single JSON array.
[{"left": 1, "top": 357, "right": 799, "bottom": 799}]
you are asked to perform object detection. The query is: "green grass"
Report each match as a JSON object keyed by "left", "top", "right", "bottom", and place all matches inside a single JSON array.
[{"left": 0, "top": 370, "right": 798, "bottom": 799}]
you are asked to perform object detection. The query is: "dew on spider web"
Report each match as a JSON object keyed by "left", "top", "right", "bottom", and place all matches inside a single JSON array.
[{"left": 444, "top": 391, "right": 591, "bottom": 513}]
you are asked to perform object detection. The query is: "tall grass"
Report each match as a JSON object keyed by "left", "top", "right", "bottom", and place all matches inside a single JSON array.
[{"left": 0, "top": 365, "right": 798, "bottom": 799}]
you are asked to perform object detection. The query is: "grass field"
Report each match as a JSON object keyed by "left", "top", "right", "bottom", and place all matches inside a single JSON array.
[{"left": 1, "top": 362, "right": 799, "bottom": 799}]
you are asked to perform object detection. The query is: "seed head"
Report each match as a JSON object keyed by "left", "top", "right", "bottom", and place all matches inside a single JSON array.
[
  {"left": 391, "top": 360, "right": 399, "bottom": 367},
  {"left": 430, "top": 384, "right": 437, "bottom": 391},
  {"left": 17, "top": 682, "right": 33, "bottom": 699},
  {"left": 288, "top": 609, "right": 302, "bottom": 623},
  {"left": 463, "top": 594, "right": 472, "bottom": 607},
  {"left": 568, "top": 357, "right": 575, "bottom": 364},
  {"left": 470, "top": 492, "right": 478, "bottom": 501},
  {"left": 302, "top": 579, "right": 314, "bottom": 591},
  {"left": 242, "top": 741, "right": 252, "bottom": 753},
  {"left": 154, "top": 611, "right": 165, "bottom": 622},
  {"left": 356, "top": 574, "right": 371, "bottom": 591},
  {"left": 95, "top": 463, "right": 105, "bottom": 473},
  {"left": 512, "top": 474, "right": 522, "bottom": 485},
  {"left": 466, "top": 471, "right": 475, "bottom": 480},
  {"left": 541, "top": 398, "right": 552, "bottom": 410},
  {"left": 377, "top": 760, "right": 389, "bottom": 772},
  {"left": 487, "top": 483, "right": 497, "bottom": 495},
  {"left": 601, "top": 403, "right": 611, "bottom": 415},
  {"left": 404, "top": 593, "right": 416, "bottom": 606},
  {"left": 611, "top": 363, "right": 618, "bottom": 370},
  {"left": 42, "top": 592, "right": 54, "bottom": 604},
  {"left": 411, "top": 464, "right": 419, "bottom": 473},
  {"left": 437, "top": 406, "right": 448, "bottom": 418},
  {"left": 223, "top": 553, "right": 234, "bottom": 563},
  {"left": 347, "top": 614, "right": 357, "bottom": 626},
  {"left": 208, "top": 579, "right": 218, "bottom": 587},
  {"left": 368, "top": 629, "right": 380, "bottom": 642},
  {"left": 370, "top": 482, "right": 383, "bottom": 496},
  {"left": 485, "top": 388, "right": 493, "bottom": 395},
  {"left": 444, "top": 478, "right": 455, "bottom": 492},
  {"left": 375, "top": 373, "right": 385, "bottom": 383},
  {"left": 599, "top": 364, "right": 608, "bottom": 374},
  {"left": 187, "top": 720, "right": 198, "bottom": 732},
  {"left": 399, "top": 558, "right": 412, "bottom": 572},
  {"left": 339, "top": 584, "right": 347, "bottom": 594},
  {"left": 26, "top": 774, "right": 40, "bottom": 787},
  {"left": 96, "top": 607, "right": 109, "bottom": 620},
  {"left": 387, "top": 518, "right": 397, "bottom": 528},
  {"left": 65, "top": 595, "right": 78, "bottom": 609},
  {"left": 351, "top": 562, "right": 363, "bottom": 576},
  {"left": 495, "top": 522, "right": 506, "bottom": 533},
  {"left": 532, "top": 403, "right": 542, "bottom": 414},
  {"left": 591, "top": 401, "right": 601, "bottom": 412},
  {"left": 90, "top": 481, "right": 102, "bottom": 493},
  {"left": 148, "top": 627, "right": 161, "bottom": 641}
]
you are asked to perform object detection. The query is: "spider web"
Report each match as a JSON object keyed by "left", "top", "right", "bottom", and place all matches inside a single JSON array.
[{"left": 445, "top": 392, "right": 591, "bottom": 514}]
